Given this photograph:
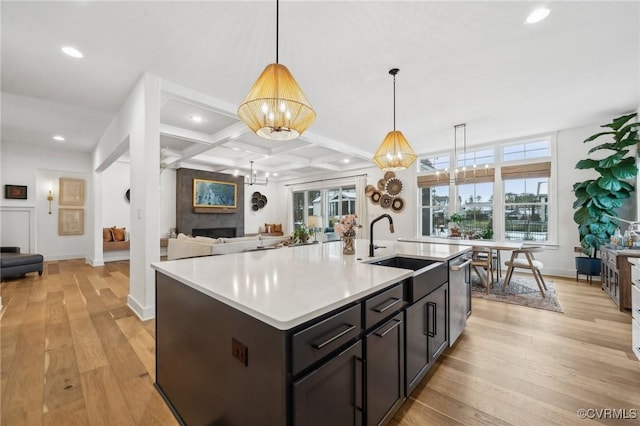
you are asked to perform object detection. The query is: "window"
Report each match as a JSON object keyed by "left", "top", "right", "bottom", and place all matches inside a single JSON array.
[
  {"left": 456, "top": 182, "right": 493, "bottom": 237},
  {"left": 417, "top": 135, "right": 554, "bottom": 242},
  {"left": 456, "top": 148, "right": 494, "bottom": 169},
  {"left": 502, "top": 140, "right": 550, "bottom": 162},
  {"left": 292, "top": 185, "right": 356, "bottom": 231},
  {"left": 420, "top": 186, "right": 449, "bottom": 236},
  {"left": 419, "top": 154, "right": 450, "bottom": 172},
  {"left": 504, "top": 177, "right": 549, "bottom": 241}
]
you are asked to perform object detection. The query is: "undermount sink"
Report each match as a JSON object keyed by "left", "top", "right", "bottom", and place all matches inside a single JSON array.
[
  {"left": 367, "top": 256, "right": 447, "bottom": 303},
  {"left": 369, "top": 256, "right": 437, "bottom": 271}
]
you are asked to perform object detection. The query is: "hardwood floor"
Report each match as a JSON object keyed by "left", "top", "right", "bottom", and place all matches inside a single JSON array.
[{"left": 1, "top": 260, "right": 638, "bottom": 425}]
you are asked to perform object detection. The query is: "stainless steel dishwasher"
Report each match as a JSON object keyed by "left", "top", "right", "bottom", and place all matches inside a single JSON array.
[{"left": 449, "top": 255, "right": 472, "bottom": 346}]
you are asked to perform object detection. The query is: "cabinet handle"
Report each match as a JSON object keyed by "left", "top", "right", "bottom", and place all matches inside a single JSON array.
[
  {"left": 373, "top": 297, "right": 402, "bottom": 313},
  {"left": 425, "top": 302, "right": 436, "bottom": 337},
  {"left": 374, "top": 319, "right": 402, "bottom": 338},
  {"left": 312, "top": 324, "right": 356, "bottom": 349},
  {"left": 354, "top": 356, "right": 363, "bottom": 415}
]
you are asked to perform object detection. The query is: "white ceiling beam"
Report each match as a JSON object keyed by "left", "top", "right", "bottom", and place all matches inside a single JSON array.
[{"left": 161, "top": 80, "right": 238, "bottom": 120}]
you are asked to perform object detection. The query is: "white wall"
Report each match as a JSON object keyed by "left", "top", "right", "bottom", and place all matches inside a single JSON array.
[
  {"left": 0, "top": 141, "right": 92, "bottom": 260},
  {"left": 244, "top": 181, "right": 283, "bottom": 234},
  {"left": 102, "top": 160, "right": 131, "bottom": 229}
]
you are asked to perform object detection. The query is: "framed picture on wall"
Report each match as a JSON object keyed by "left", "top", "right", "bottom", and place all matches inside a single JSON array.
[
  {"left": 193, "top": 179, "right": 237, "bottom": 209},
  {"left": 59, "top": 208, "right": 84, "bottom": 235},
  {"left": 4, "top": 184, "right": 27, "bottom": 199},
  {"left": 59, "top": 178, "right": 85, "bottom": 206}
]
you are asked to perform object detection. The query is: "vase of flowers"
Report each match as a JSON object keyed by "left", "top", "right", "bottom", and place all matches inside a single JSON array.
[{"left": 334, "top": 214, "right": 360, "bottom": 255}]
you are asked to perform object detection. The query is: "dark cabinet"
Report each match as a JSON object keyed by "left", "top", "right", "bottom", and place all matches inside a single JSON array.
[
  {"left": 292, "top": 340, "right": 363, "bottom": 426},
  {"left": 601, "top": 247, "right": 639, "bottom": 311},
  {"left": 405, "top": 282, "right": 448, "bottom": 395},
  {"left": 365, "top": 312, "right": 404, "bottom": 426}
]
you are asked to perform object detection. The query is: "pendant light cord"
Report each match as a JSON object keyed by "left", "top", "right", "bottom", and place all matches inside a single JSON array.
[
  {"left": 276, "top": 0, "right": 279, "bottom": 64},
  {"left": 393, "top": 73, "right": 396, "bottom": 131}
]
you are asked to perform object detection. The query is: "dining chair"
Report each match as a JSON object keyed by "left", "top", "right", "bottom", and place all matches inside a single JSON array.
[
  {"left": 471, "top": 247, "right": 494, "bottom": 294},
  {"left": 503, "top": 246, "right": 547, "bottom": 297}
]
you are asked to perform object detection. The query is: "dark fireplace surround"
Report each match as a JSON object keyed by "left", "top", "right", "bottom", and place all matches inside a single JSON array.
[
  {"left": 192, "top": 227, "right": 237, "bottom": 239},
  {"left": 176, "top": 168, "right": 245, "bottom": 237}
]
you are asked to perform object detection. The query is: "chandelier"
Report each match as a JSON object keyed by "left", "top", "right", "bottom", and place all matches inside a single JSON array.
[
  {"left": 245, "top": 161, "right": 269, "bottom": 186},
  {"left": 436, "top": 123, "right": 488, "bottom": 184},
  {"left": 372, "top": 68, "right": 417, "bottom": 171},
  {"left": 237, "top": 0, "right": 316, "bottom": 140}
]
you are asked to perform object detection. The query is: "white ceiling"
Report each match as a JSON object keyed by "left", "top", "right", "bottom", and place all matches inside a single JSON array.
[{"left": 2, "top": 1, "right": 639, "bottom": 181}]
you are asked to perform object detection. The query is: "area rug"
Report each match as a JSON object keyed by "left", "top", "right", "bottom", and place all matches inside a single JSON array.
[{"left": 471, "top": 275, "right": 564, "bottom": 313}]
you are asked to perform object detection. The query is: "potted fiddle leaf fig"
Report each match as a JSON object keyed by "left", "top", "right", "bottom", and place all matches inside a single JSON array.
[{"left": 573, "top": 112, "right": 639, "bottom": 276}]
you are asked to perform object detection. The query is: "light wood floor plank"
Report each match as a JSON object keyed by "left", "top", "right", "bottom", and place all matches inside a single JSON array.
[
  {"left": 1, "top": 260, "right": 638, "bottom": 426},
  {"left": 79, "top": 366, "right": 136, "bottom": 426}
]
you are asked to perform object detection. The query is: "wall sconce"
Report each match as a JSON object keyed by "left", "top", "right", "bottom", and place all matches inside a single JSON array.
[{"left": 47, "top": 184, "right": 53, "bottom": 214}]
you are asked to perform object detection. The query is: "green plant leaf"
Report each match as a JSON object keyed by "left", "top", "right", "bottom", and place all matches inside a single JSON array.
[
  {"left": 584, "top": 131, "right": 615, "bottom": 142},
  {"left": 604, "top": 113, "right": 637, "bottom": 131},
  {"left": 598, "top": 151, "right": 626, "bottom": 168},
  {"left": 573, "top": 181, "right": 592, "bottom": 192},
  {"left": 611, "top": 157, "right": 638, "bottom": 179},
  {"left": 586, "top": 181, "right": 610, "bottom": 196},
  {"left": 575, "top": 158, "right": 599, "bottom": 169},
  {"left": 598, "top": 175, "right": 622, "bottom": 191},
  {"left": 574, "top": 207, "right": 597, "bottom": 225},
  {"left": 588, "top": 142, "right": 619, "bottom": 154}
]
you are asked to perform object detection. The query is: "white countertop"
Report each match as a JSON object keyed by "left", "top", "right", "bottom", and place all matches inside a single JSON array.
[{"left": 151, "top": 239, "right": 470, "bottom": 330}]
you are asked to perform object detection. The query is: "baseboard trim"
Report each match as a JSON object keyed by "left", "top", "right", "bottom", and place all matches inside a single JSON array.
[
  {"left": 128, "top": 295, "right": 155, "bottom": 320},
  {"left": 87, "top": 257, "right": 105, "bottom": 267}
]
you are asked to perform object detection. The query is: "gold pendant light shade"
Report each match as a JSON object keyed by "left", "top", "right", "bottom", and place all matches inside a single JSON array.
[
  {"left": 373, "top": 130, "right": 417, "bottom": 171},
  {"left": 238, "top": 63, "right": 316, "bottom": 140},
  {"left": 373, "top": 68, "right": 417, "bottom": 171}
]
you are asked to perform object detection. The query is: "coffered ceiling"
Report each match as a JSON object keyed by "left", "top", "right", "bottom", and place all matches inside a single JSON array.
[{"left": 2, "top": 1, "right": 638, "bottom": 182}]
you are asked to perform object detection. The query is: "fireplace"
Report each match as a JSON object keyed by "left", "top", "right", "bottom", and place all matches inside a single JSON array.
[{"left": 192, "top": 227, "right": 237, "bottom": 239}]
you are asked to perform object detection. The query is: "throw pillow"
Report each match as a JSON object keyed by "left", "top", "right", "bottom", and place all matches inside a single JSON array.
[
  {"left": 264, "top": 223, "right": 274, "bottom": 233},
  {"left": 103, "top": 228, "right": 114, "bottom": 242},
  {"left": 177, "top": 233, "right": 192, "bottom": 240},
  {"left": 112, "top": 227, "right": 126, "bottom": 242},
  {"left": 272, "top": 224, "right": 282, "bottom": 233}
]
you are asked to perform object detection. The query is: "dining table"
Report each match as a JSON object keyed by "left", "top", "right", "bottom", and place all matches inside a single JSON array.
[{"left": 398, "top": 237, "right": 525, "bottom": 281}]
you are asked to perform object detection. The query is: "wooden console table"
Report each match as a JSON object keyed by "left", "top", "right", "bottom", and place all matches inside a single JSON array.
[{"left": 600, "top": 246, "right": 640, "bottom": 311}]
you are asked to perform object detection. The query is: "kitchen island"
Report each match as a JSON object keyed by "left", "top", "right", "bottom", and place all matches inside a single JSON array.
[{"left": 152, "top": 239, "right": 470, "bottom": 425}]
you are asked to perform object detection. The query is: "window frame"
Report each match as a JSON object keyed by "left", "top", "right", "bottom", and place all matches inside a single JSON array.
[{"left": 417, "top": 133, "right": 557, "bottom": 244}]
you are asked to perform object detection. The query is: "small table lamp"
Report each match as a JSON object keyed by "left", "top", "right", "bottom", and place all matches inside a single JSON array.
[{"left": 307, "top": 216, "right": 323, "bottom": 242}]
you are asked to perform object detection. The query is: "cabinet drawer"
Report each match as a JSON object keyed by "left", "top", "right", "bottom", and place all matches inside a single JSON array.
[
  {"left": 364, "top": 284, "right": 404, "bottom": 330},
  {"left": 632, "top": 284, "right": 640, "bottom": 322},
  {"left": 292, "top": 304, "right": 362, "bottom": 375},
  {"left": 633, "top": 318, "right": 640, "bottom": 362}
]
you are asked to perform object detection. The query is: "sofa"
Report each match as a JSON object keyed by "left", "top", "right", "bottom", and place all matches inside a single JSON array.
[
  {"left": 167, "top": 234, "right": 291, "bottom": 261},
  {"left": 1, "top": 246, "right": 44, "bottom": 280}
]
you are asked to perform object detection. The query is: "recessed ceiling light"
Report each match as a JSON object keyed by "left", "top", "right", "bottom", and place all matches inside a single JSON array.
[
  {"left": 53, "top": 135, "right": 65, "bottom": 142},
  {"left": 191, "top": 115, "right": 203, "bottom": 123},
  {"left": 61, "top": 46, "right": 84, "bottom": 58},
  {"left": 273, "top": 173, "right": 278, "bottom": 177},
  {"left": 343, "top": 159, "right": 350, "bottom": 163},
  {"left": 231, "top": 147, "right": 241, "bottom": 151},
  {"left": 526, "top": 8, "right": 550, "bottom": 24}
]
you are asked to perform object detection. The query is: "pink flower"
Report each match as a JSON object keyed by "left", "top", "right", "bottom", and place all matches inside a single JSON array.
[{"left": 334, "top": 214, "right": 360, "bottom": 237}]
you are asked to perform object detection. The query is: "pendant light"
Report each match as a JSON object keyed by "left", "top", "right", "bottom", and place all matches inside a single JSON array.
[
  {"left": 238, "top": 0, "right": 316, "bottom": 140},
  {"left": 372, "top": 68, "right": 417, "bottom": 171}
]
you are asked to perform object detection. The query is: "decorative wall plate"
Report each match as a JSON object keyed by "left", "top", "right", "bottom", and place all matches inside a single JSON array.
[
  {"left": 371, "top": 190, "right": 382, "bottom": 204},
  {"left": 380, "top": 193, "right": 392, "bottom": 208},
  {"left": 391, "top": 197, "right": 405, "bottom": 212},
  {"left": 385, "top": 178, "right": 403, "bottom": 197},
  {"left": 377, "top": 179, "right": 386, "bottom": 191},
  {"left": 365, "top": 184, "right": 375, "bottom": 196},
  {"left": 125, "top": 189, "right": 130, "bottom": 202},
  {"left": 383, "top": 171, "right": 396, "bottom": 181}
]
